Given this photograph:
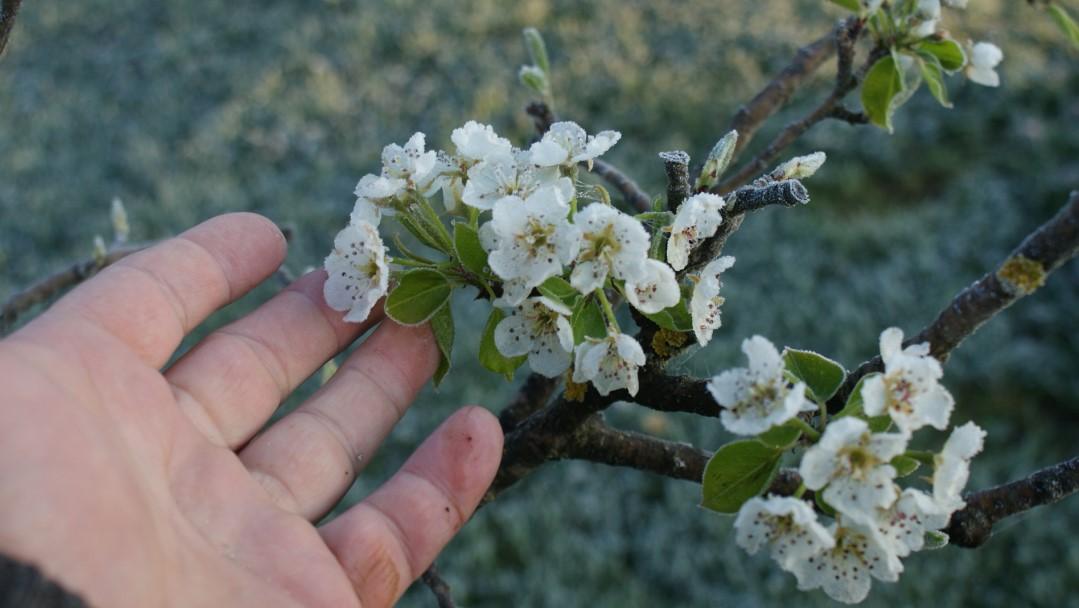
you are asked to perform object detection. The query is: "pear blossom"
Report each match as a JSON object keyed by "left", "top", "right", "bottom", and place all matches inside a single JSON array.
[
  {"left": 494, "top": 297, "right": 574, "bottom": 377},
  {"left": 966, "top": 42, "right": 1003, "bottom": 87},
  {"left": 933, "top": 421, "right": 986, "bottom": 512},
  {"left": 381, "top": 132, "right": 437, "bottom": 191},
  {"left": 323, "top": 220, "right": 389, "bottom": 323},
  {"left": 708, "top": 335, "right": 814, "bottom": 435},
  {"left": 426, "top": 152, "right": 467, "bottom": 213},
  {"left": 624, "top": 259, "right": 680, "bottom": 314},
  {"left": 734, "top": 496, "right": 835, "bottom": 571},
  {"left": 689, "top": 255, "right": 735, "bottom": 346},
  {"left": 351, "top": 173, "right": 405, "bottom": 226},
  {"left": 486, "top": 187, "right": 582, "bottom": 306},
  {"left": 666, "top": 192, "right": 725, "bottom": 271},
  {"left": 772, "top": 152, "right": 827, "bottom": 181},
  {"left": 529, "top": 121, "right": 621, "bottom": 168},
  {"left": 790, "top": 521, "right": 903, "bottom": 604},
  {"left": 875, "top": 488, "right": 949, "bottom": 557},
  {"left": 572, "top": 332, "right": 646, "bottom": 396},
  {"left": 451, "top": 120, "right": 513, "bottom": 162},
  {"left": 570, "top": 203, "right": 650, "bottom": 294},
  {"left": 800, "top": 417, "right": 908, "bottom": 525},
  {"left": 861, "top": 327, "right": 954, "bottom": 434},
  {"left": 462, "top": 151, "right": 573, "bottom": 211},
  {"left": 910, "top": 0, "right": 941, "bottom": 38}
]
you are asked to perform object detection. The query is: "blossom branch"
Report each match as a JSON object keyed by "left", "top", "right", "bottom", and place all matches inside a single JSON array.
[
  {"left": 557, "top": 418, "right": 711, "bottom": 482},
  {"left": 420, "top": 564, "right": 458, "bottom": 608},
  {"left": 833, "top": 190, "right": 1079, "bottom": 407},
  {"left": 497, "top": 374, "right": 559, "bottom": 432},
  {"left": 0, "top": 0, "right": 22, "bottom": 59},
  {"left": 660, "top": 150, "right": 691, "bottom": 212},
  {"left": 945, "top": 454, "right": 1079, "bottom": 548}
]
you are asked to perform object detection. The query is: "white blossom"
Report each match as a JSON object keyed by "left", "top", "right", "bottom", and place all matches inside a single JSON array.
[
  {"left": 323, "top": 221, "right": 389, "bottom": 323},
  {"left": 800, "top": 417, "right": 908, "bottom": 525},
  {"left": 772, "top": 152, "right": 827, "bottom": 180},
  {"left": 462, "top": 151, "right": 573, "bottom": 211},
  {"left": 486, "top": 186, "right": 582, "bottom": 306},
  {"left": 708, "top": 335, "right": 814, "bottom": 436},
  {"left": 734, "top": 496, "right": 835, "bottom": 571},
  {"left": 451, "top": 120, "right": 513, "bottom": 162},
  {"left": 910, "top": 0, "right": 941, "bottom": 38},
  {"left": 381, "top": 132, "right": 437, "bottom": 191},
  {"left": 966, "top": 42, "right": 1003, "bottom": 87},
  {"left": 790, "top": 521, "right": 903, "bottom": 604},
  {"left": 426, "top": 152, "right": 467, "bottom": 213},
  {"left": 570, "top": 203, "right": 650, "bottom": 294},
  {"left": 875, "top": 488, "right": 949, "bottom": 557},
  {"left": 529, "top": 121, "right": 621, "bottom": 168},
  {"left": 624, "top": 259, "right": 680, "bottom": 314},
  {"left": 666, "top": 192, "right": 725, "bottom": 271},
  {"left": 689, "top": 255, "right": 735, "bottom": 346},
  {"left": 494, "top": 297, "right": 574, "bottom": 377},
  {"left": 861, "top": 327, "right": 954, "bottom": 434},
  {"left": 933, "top": 421, "right": 986, "bottom": 512},
  {"left": 351, "top": 174, "right": 405, "bottom": 226},
  {"left": 572, "top": 332, "right": 646, "bottom": 396}
]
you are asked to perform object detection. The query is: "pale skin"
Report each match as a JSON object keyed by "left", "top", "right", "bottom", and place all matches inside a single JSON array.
[{"left": 0, "top": 213, "right": 504, "bottom": 607}]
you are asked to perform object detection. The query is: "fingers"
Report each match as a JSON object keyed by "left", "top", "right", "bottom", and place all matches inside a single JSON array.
[
  {"left": 165, "top": 270, "right": 378, "bottom": 447},
  {"left": 238, "top": 320, "right": 438, "bottom": 519},
  {"left": 38, "top": 213, "right": 287, "bottom": 369},
  {"left": 320, "top": 407, "right": 503, "bottom": 608}
]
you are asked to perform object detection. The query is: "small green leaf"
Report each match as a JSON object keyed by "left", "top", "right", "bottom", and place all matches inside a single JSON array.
[
  {"left": 828, "top": 0, "right": 861, "bottom": 11},
  {"left": 915, "top": 39, "right": 967, "bottom": 72},
  {"left": 453, "top": 222, "right": 488, "bottom": 276},
  {"left": 430, "top": 303, "right": 454, "bottom": 387},
  {"left": 891, "top": 454, "right": 921, "bottom": 477},
  {"left": 385, "top": 269, "right": 452, "bottom": 326},
  {"left": 635, "top": 211, "right": 674, "bottom": 225},
  {"left": 783, "top": 348, "right": 847, "bottom": 402},
  {"left": 1048, "top": 4, "right": 1079, "bottom": 50},
  {"left": 397, "top": 213, "right": 448, "bottom": 254},
  {"left": 923, "top": 530, "right": 950, "bottom": 550},
  {"left": 537, "top": 276, "right": 580, "bottom": 309},
  {"left": 756, "top": 422, "right": 802, "bottom": 450},
  {"left": 701, "top": 440, "right": 783, "bottom": 514},
  {"left": 522, "top": 27, "right": 551, "bottom": 75},
  {"left": 642, "top": 299, "right": 693, "bottom": 332},
  {"left": 861, "top": 54, "right": 904, "bottom": 132},
  {"left": 917, "top": 56, "right": 952, "bottom": 108},
  {"left": 479, "top": 309, "right": 526, "bottom": 381},
  {"left": 835, "top": 373, "right": 893, "bottom": 432},
  {"left": 815, "top": 489, "right": 837, "bottom": 517},
  {"left": 570, "top": 297, "right": 607, "bottom": 343}
]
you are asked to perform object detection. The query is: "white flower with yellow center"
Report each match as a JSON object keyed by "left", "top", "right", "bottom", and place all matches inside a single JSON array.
[
  {"left": 933, "top": 421, "right": 986, "bottom": 512},
  {"left": 666, "top": 193, "right": 725, "bottom": 271},
  {"left": 624, "top": 259, "right": 680, "bottom": 314},
  {"left": 451, "top": 120, "right": 513, "bottom": 162},
  {"left": 689, "top": 255, "right": 735, "bottom": 346},
  {"left": 570, "top": 203, "right": 650, "bottom": 294},
  {"left": 572, "top": 332, "right": 647, "bottom": 396},
  {"left": 861, "top": 327, "right": 954, "bottom": 434},
  {"left": 494, "top": 297, "right": 575, "bottom": 378},
  {"left": 799, "top": 417, "right": 908, "bottom": 526},
  {"left": 351, "top": 173, "right": 405, "bottom": 226},
  {"left": 529, "top": 121, "right": 622, "bottom": 169},
  {"left": 381, "top": 132, "right": 437, "bottom": 191},
  {"left": 323, "top": 220, "right": 389, "bottom": 323},
  {"left": 734, "top": 496, "right": 835, "bottom": 571},
  {"left": 486, "top": 186, "right": 581, "bottom": 306},
  {"left": 707, "top": 335, "right": 814, "bottom": 435},
  {"left": 462, "top": 151, "right": 573, "bottom": 211},
  {"left": 966, "top": 42, "right": 1003, "bottom": 87},
  {"left": 790, "top": 521, "right": 903, "bottom": 605}
]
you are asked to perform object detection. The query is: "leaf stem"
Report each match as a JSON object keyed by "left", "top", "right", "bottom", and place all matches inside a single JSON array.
[
  {"left": 594, "top": 288, "right": 620, "bottom": 332},
  {"left": 793, "top": 482, "right": 807, "bottom": 499},
  {"left": 790, "top": 417, "right": 822, "bottom": 442}
]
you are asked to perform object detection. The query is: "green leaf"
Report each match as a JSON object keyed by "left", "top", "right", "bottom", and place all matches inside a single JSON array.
[
  {"left": 828, "top": 0, "right": 861, "bottom": 11},
  {"left": 923, "top": 530, "right": 950, "bottom": 550},
  {"left": 635, "top": 211, "right": 674, "bottom": 225},
  {"left": 835, "top": 373, "right": 893, "bottom": 432},
  {"left": 782, "top": 348, "right": 847, "bottom": 402},
  {"left": 537, "top": 276, "right": 580, "bottom": 309},
  {"left": 642, "top": 299, "right": 693, "bottom": 332},
  {"left": 522, "top": 27, "right": 551, "bottom": 75},
  {"left": 478, "top": 309, "right": 526, "bottom": 381},
  {"left": 891, "top": 454, "right": 921, "bottom": 477},
  {"left": 701, "top": 441, "right": 783, "bottom": 514},
  {"left": 385, "top": 269, "right": 452, "bottom": 326},
  {"left": 453, "top": 222, "right": 488, "bottom": 276},
  {"left": 861, "top": 55, "right": 904, "bottom": 132},
  {"left": 430, "top": 303, "right": 454, "bottom": 387},
  {"left": 915, "top": 39, "right": 967, "bottom": 72},
  {"left": 815, "top": 489, "right": 837, "bottom": 517},
  {"left": 756, "top": 422, "right": 802, "bottom": 450},
  {"left": 917, "top": 56, "right": 952, "bottom": 108},
  {"left": 1048, "top": 4, "right": 1079, "bottom": 50},
  {"left": 397, "top": 213, "right": 448, "bottom": 254},
  {"left": 570, "top": 297, "right": 607, "bottom": 343}
]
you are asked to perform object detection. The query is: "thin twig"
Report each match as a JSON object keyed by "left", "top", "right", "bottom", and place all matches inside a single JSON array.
[
  {"left": 420, "top": 564, "right": 458, "bottom": 608},
  {"left": 0, "top": 0, "right": 23, "bottom": 59}
]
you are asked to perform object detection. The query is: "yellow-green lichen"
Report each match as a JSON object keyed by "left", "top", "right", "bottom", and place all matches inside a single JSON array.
[
  {"left": 652, "top": 328, "right": 690, "bottom": 358},
  {"left": 997, "top": 255, "right": 1046, "bottom": 295},
  {"left": 564, "top": 376, "right": 588, "bottom": 402}
]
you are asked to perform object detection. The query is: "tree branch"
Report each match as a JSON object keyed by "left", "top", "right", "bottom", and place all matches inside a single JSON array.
[
  {"left": 0, "top": 0, "right": 22, "bottom": 59},
  {"left": 558, "top": 419, "right": 710, "bottom": 482},
  {"left": 420, "top": 564, "right": 458, "bottom": 608},
  {"left": 833, "top": 190, "right": 1079, "bottom": 407},
  {"left": 659, "top": 150, "right": 691, "bottom": 212},
  {"left": 497, "top": 373, "right": 559, "bottom": 432}
]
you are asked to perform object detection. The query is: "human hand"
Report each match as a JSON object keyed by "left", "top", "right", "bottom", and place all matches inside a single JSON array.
[{"left": 0, "top": 213, "right": 503, "bottom": 607}]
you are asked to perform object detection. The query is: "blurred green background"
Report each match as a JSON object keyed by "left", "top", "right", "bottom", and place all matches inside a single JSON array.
[{"left": 2, "top": 0, "right": 1078, "bottom": 606}]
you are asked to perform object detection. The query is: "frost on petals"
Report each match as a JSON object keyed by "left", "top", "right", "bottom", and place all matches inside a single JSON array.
[
  {"left": 707, "top": 335, "right": 814, "bottom": 435},
  {"left": 734, "top": 496, "right": 835, "bottom": 571},
  {"left": 529, "top": 121, "right": 621, "bottom": 168},
  {"left": 799, "top": 417, "right": 908, "bottom": 526},
  {"left": 624, "top": 259, "right": 680, "bottom": 314},
  {"left": 451, "top": 120, "right": 513, "bottom": 161},
  {"left": 572, "top": 332, "right": 646, "bottom": 396},
  {"left": 690, "top": 255, "right": 735, "bottom": 346},
  {"left": 666, "top": 192, "right": 724, "bottom": 271},
  {"left": 352, "top": 173, "right": 404, "bottom": 226},
  {"left": 323, "top": 221, "right": 389, "bottom": 323},
  {"left": 570, "top": 203, "right": 650, "bottom": 294},
  {"left": 861, "top": 327, "right": 954, "bottom": 434},
  {"left": 790, "top": 522, "right": 903, "bottom": 605},
  {"left": 933, "top": 421, "right": 986, "bottom": 512},
  {"left": 462, "top": 151, "right": 573, "bottom": 211},
  {"left": 494, "top": 297, "right": 574, "bottom": 378},
  {"left": 381, "top": 132, "right": 437, "bottom": 190},
  {"left": 966, "top": 42, "right": 1003, "bottom": 87}
]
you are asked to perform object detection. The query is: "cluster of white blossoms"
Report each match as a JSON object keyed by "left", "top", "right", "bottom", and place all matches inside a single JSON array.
[{"left": 718, "top": 328, "right": 985, "bottom": 604}]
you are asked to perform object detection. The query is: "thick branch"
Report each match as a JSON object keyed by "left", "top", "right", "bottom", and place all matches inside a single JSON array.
[
  {"left": 559, "top": 419, "right": 710, "bottom": 482},
  {"left": 0, "top": 0, "right": 22, "bottom": 59},
  {"left": 659, "top": 150, "right": 691, "bottom": 212},
  {"left": 946, "top": 455, "right": 1079, "bottom": 548},
  {"left": 420, "top": 565, "right": 457, "bottom": 608},
  {"left": 497, "top": 374, "right": 559, "bottom": 432},
  {"left": 833, "top": 191, "right": 1079, "bottom": 407}
]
